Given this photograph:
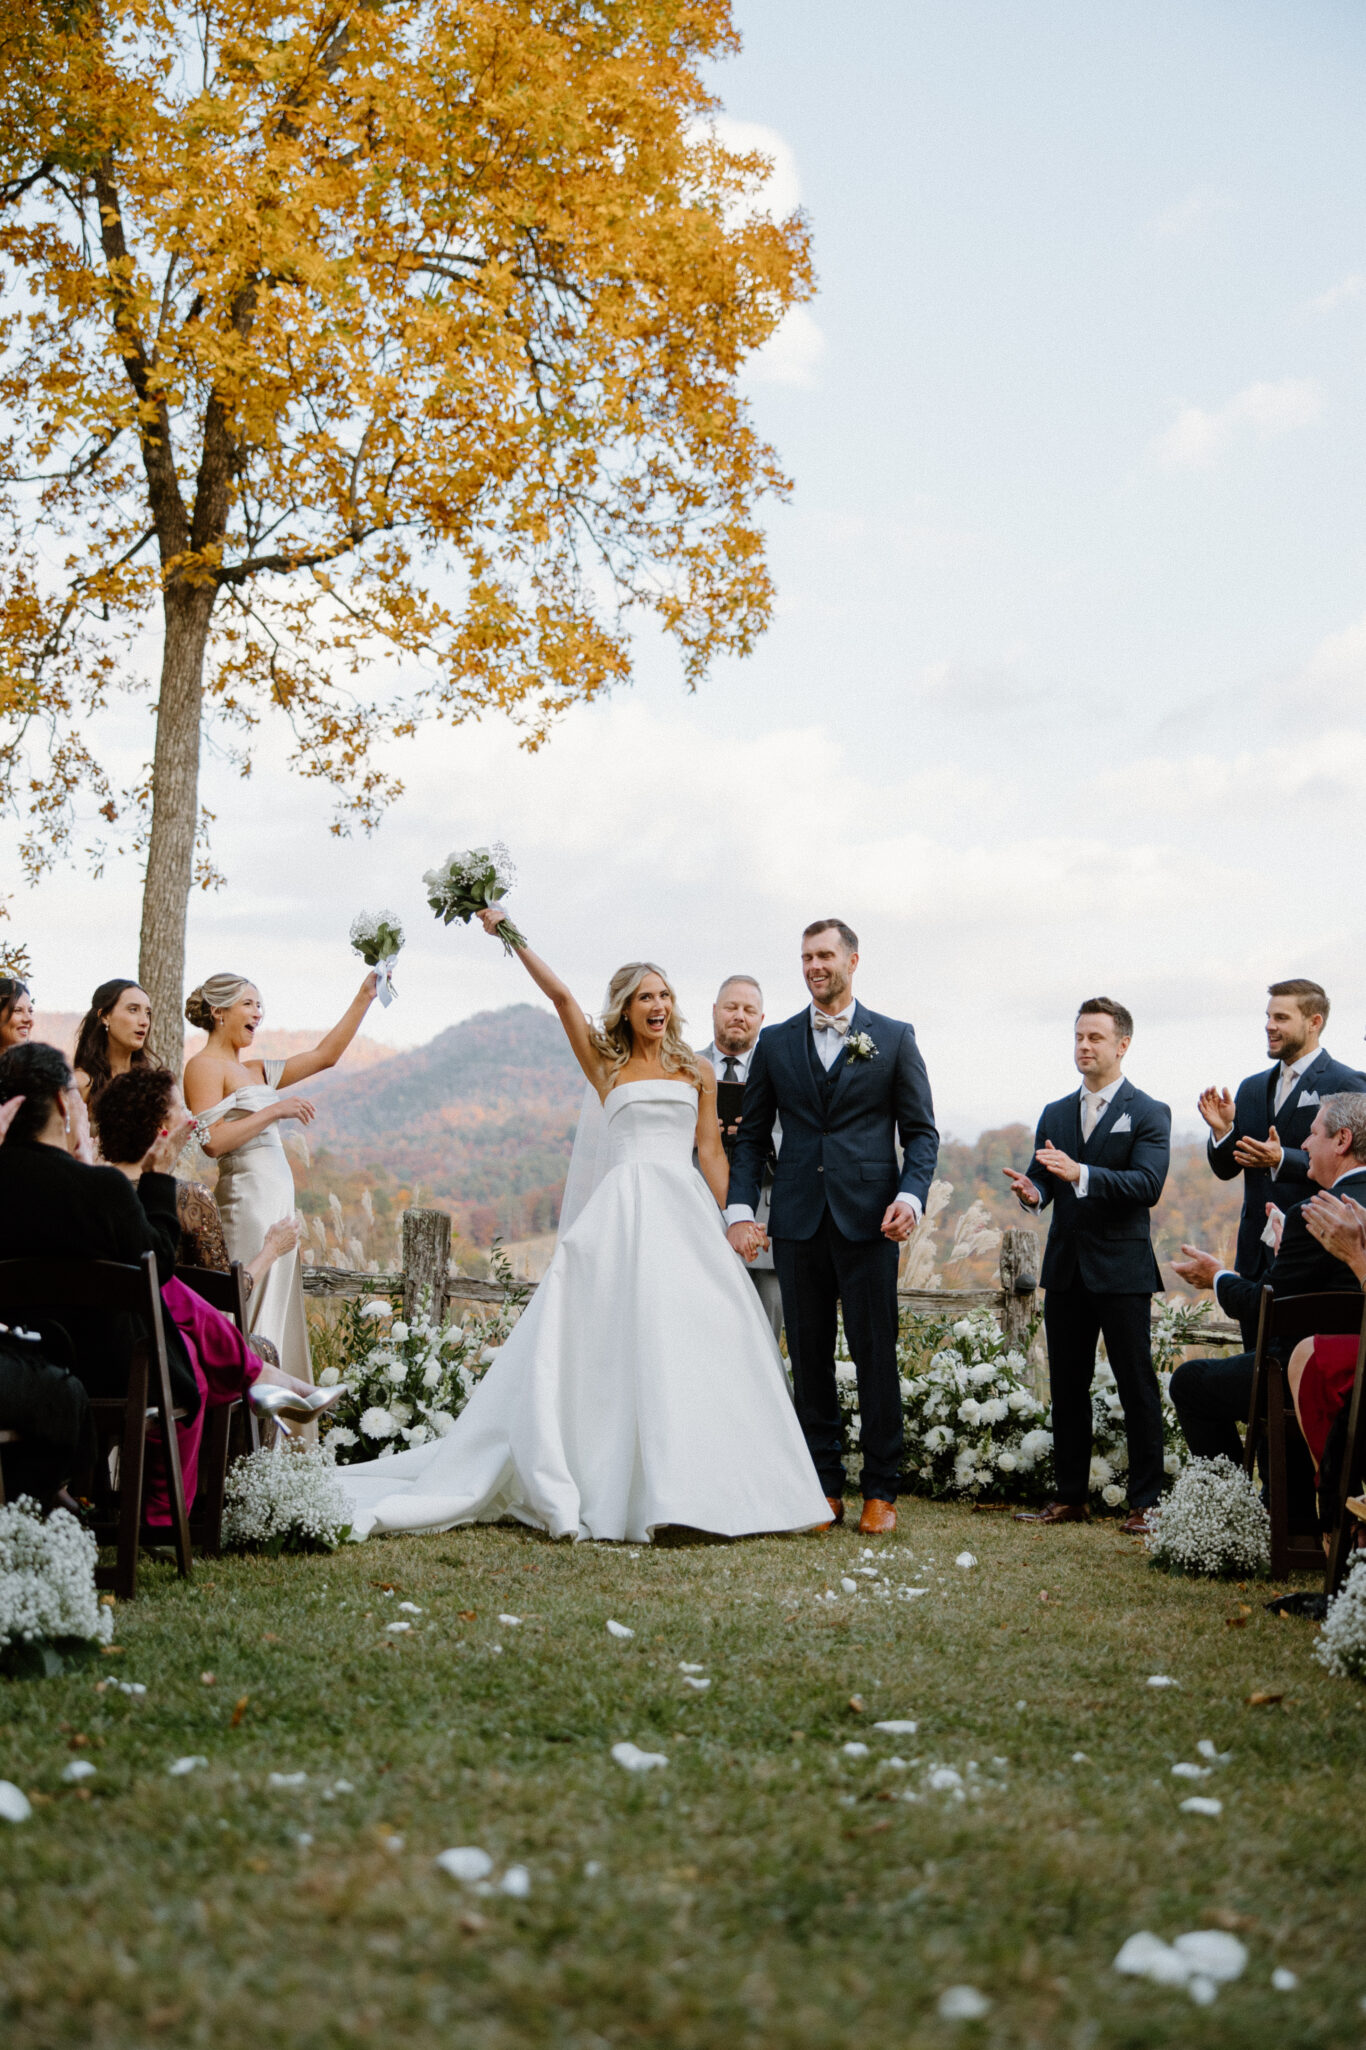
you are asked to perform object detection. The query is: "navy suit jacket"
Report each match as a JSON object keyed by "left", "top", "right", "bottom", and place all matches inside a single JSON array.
[
  {"left": 1024, "top": 1078, "right": 1170, "bottom": 1295},
  {"left": 728, "top": 1001, "right": 938, "bottom": 1244},
  {"left": 1214, "top": 1163, "right": 1366, "bottom": 1338},
  {"left": 1207, "top": 1049, "right": 1366, "bottom": 1278}
]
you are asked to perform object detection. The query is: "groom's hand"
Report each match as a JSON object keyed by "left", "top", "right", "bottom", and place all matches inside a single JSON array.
[
  {"left": 880, "top": 1200, "right": 918, "bottom": 1243},
  {"left": 727, "top": 1221, "right": 764, "bottom": 1262},
  {"left": 1034, "top": 1141, "right": 1080, "bottom": 1185}
]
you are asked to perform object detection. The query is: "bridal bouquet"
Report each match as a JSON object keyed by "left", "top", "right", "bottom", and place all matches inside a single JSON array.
[
  {"left": 423, "top": 844, "right": 527, "bottom": 955},
  {"left": 349, "top": 909, "right": 404, "bottom": 1007}
]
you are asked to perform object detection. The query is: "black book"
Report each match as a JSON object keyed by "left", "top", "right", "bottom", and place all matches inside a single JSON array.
[{"left": 717, "top": 1079, "right": 747, "bottom": 1156}]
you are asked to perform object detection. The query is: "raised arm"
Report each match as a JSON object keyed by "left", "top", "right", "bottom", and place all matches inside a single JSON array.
[
  {"left": 278, "top": 972, "right": 379, "bottom": 1086},
  {"left": 477, "top": 907, "right": 608, "bottom": 1093},
  {"left": 183, "top": 1055, "right": 317, "bottom": 1161},
  {"left": 693, "top": 1060, "right": 728, "bottom": 1209}
]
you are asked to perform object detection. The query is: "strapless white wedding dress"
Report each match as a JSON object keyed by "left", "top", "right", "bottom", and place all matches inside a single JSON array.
[
  {"left": 337, "top": 1080, "right": 828, "bottom": 1543},
  {"left": 200, "top": 1058, "right": 311, "bottom": 1382}
]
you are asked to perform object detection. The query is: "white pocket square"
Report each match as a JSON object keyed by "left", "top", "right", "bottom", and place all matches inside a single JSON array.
[
  {"left": 1111, "top": 1113, "right": 1132, "bottom": 1133},
  {"left": 1298, "top": 1091, "right": 1319, "bottom": 1107}
]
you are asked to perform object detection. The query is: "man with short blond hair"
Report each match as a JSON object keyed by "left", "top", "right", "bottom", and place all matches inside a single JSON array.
[{"left": 1197, "top": 979, "right": 1366, "bottom": 1346}]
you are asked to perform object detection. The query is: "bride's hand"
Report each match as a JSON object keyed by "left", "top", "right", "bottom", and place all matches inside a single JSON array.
[
  {"left": 477, "top": 905, "right": 508, "bottom": 937},
  {"left": 359, "top": 968, "right": 380, "bottom": 1001},
  {"left": 272, "top": 1095, "right": 317, "bottom": 1126}
]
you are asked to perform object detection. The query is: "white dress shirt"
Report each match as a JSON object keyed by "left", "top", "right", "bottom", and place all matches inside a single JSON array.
[
  {"left": 712, "top": 1041, "right": 756, "bottom": 1085},
  {"left": 1019, "top": 1077, "right": 1123, "bottom": 1210},
  {"left": 1212, "top": 1049, "right": 1318, "bottom": 1177},
  {"left": 724, "top": 1002, "right": 923, "bottom": 1226}
]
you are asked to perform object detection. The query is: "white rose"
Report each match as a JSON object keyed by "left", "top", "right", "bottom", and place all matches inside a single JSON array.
[
  {"left": 968, "top": 1362, "right": 996, "bottom": 1387},
  {"left": 1007, "top": 1388, "right": 1033, "bottom": 1413},
  {"left": 360, "top": 1406, "right": 397, "bottom": 1439},
  {"left": 957, "top": 1398, "right": 981, "bottom": 1426},
  {"left": 391, "top": 1320, "right": 410, "bottom": 1342},
  {"left": 995, "top": 1450, "right": 1018, "bottom": 1472},
  {"left": 360, "top": 1299, "right": 392, "bottom": 1321},
  {"left": 389, "top": 1400, "right": 413, "bottom": 1426},
  {"left": 952, "top": 1319, "right": 974, "bottom": 1339},
  {"left": 317, "top": 1366, "right": 341, "bottom": 1387},
  {"left": 403, "top": 1423, "right": 431, "bottom": 1446},
  {"left": 1164, "top": 1450, "right": 1183, "bottom": 1475},
  {"left": 386, "top": 1361, "right": 407, "bottom": 1386},
  {"left": 429, "top": 1410, "right": 458, "bottom": 1436},
  {"left": 422, "top": 1361, "right": 442, "bottom": 1389},
  {"left": 1102, "top": 1483, "right": 1124, "bottom": 1507},
  {"left": 835, "top": 1361, "right": 857, "bottom": 1383}
]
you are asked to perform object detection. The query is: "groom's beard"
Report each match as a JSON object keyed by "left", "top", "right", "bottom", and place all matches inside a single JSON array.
[{"left": 806, "top": 971, "right": 850, "bottom": 1010}]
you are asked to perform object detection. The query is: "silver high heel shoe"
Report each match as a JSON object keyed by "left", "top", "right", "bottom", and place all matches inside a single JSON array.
[{"left": 248, "top": 1383, "right": 348, "bottom": 1434}]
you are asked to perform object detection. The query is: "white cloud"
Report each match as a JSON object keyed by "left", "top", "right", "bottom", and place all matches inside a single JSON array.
[
  {"left": 701, "top": 117, "right": 825, "bottom": 388},
  {"left": 1151, "top": 378, "right": 1321, "bottom": 471},
  {"left": 1150, "top": 186, "right": 1235, "bottom": 241},
  {"left": 705, "top": 116, "right": 803, "bottom": 222},
  {"left": 746, "top": 305, "right": 825, "bottom": 388},
  {"left": 1304, "top": 272, "right": 1366, "bottom": 316}
]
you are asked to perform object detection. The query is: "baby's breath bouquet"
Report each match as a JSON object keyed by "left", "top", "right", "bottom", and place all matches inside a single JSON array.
[
  {"left": 349, "top": 909, "right": 404, "bottom": 1006},
  {"left": 423, "top": 844, "right": 527, "bottom": 954},
  {"left": 0, "top": 1498, "right": 114, "bottom": 1675},
  {"left": 1316, "top": 1553, "right": 1366, "bottom": 1682},
  {"left": 1143, "top": 1455, "right": 1271, "bottom": 1578},
  {"left": 222, "top": 1443, "right": 351, "bottom": 1553}
]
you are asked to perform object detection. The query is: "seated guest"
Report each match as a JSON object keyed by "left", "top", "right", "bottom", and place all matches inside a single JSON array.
[
  {"left": 1172, "top": 1095, "right": 1366, "bottom": 1532},
  {"left": 72, "top": 977, "right": 159, "bottom": 1106},
  {"left": 0, "top": 978, "right": 33, "bottom": 1053},
  {"left": 1285, "top": 1190, "right": 1366, "bottom": 1504},
  {"left": 89, "top": 1068, "right": 343, "bottom": 1511}
]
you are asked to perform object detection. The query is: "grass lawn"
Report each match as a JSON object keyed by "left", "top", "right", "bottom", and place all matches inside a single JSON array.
[{"left": 1, "top": 1501, "right": 1362, "bottom": 2049}]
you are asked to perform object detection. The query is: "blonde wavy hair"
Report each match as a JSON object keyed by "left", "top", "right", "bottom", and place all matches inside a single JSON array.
[
  {"left": 589, "top": 962, "right": 700, "bottom": 1084},
  {"left": 185, "top": 973, "right": 255, "bottom": 1034}
]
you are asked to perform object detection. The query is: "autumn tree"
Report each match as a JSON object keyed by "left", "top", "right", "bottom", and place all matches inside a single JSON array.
[{"left": 0, "top": 0, "right": 811, "bottom": 1039}]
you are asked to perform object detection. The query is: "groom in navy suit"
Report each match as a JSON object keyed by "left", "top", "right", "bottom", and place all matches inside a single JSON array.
[
  {"left": 726, "top": 919, "right": 938, "bottom": 1534},
  {"left": 1003, "top": 998, "right": 1171, "bottom": 1534}
]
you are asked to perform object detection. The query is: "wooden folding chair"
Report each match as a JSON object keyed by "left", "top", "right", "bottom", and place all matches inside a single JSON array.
[
  {"left": 0, "top": 1429, "right": 18, "bottom": 1506},
  {"left": 1324, "top": 1309, "right": 1366, "bottom": 1599},
  {"left": 177, "top": 1262, "right": 259, "bottom": 1553},
  {"left": 1244, "top": 1286, "right": 1365, "bottom": 1581},
  {"left": 0, "top": 1253, "right": 191, "bottom": 1598}
]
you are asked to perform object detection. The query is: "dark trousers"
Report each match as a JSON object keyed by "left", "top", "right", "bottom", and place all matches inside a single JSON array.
[
  {"left": 773, "top": 1210, "right": 902, "bottom": 1501},
  {"left": 1043, "top": 1283, "right": 1165, "bottom": 1508},
  {"left": 0, "top": 1338, "right": 94, "bottom": 1507},
  {"left": 1169, "top": 1352, "right": 1319, "bottom": 1533}
]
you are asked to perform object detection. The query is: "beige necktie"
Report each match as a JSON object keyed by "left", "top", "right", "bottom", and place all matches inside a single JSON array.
[
  {"left": 1273, "top": 1066, "right": 1297, "bottom": 1115},
  {"left": 1081, "top": 1091, "right": 1104, "bottom": 1140}
]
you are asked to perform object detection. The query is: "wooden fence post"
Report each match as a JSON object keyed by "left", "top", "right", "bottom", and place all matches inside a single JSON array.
[
  {"left": 402, "top": 1208, "right": 451, "bottom": 1325},
  {"left": 998, "top": 1227, "right": 1040, "bottom": 1350}
]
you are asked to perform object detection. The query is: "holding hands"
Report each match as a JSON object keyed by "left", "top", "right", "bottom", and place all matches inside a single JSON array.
[{"left": 726, "top": 1220, "right": 766, "bottom": 1264}]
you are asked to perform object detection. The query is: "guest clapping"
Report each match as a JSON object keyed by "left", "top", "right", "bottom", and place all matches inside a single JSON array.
[
  {"left": 0, "top": 977, "right": 32, "bottom": 1052},
  {"left": 72, "top": 978, "right": 158, "bottom": 1104}
]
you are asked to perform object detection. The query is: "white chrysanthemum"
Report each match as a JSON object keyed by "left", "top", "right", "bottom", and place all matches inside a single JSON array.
[
  {"left": 923, "top": 1425, "right": 955, "bottom": 1453},
  {"left": 389, "top": 1400, "right": 413, "bottom": 1426},
  {"left": 360, "top": 1299, "right": 392, "bottom": 1321},
  {"left": 326, "top": 1427, "right": 358, "bottom": 1448},
  {"left": 360, "top": 1406, "right": 398, "bottom": 1439},
  {"left": 1018, "top": 1428, "right": 1053, "bottom": 1468},
  {"left": 979, "top": 1397, "right": 1010, "bottom": 1425},
  {"left": 0, "top": 1500, "right": 113, "bottom": 1650},
  {"left": 968, "top": 1362, "right": 997, "bottom": 1387},
  {"left": 1007, "top": 1388, "right": 1034, "bottom": 1413},
  {"left": 1316, "top": 1555, "right": 1366, "bottom": 1681},
  {"left": 222, "top": 1446, "right": 350, "bottom": 1552},
  {"left": 1089, "top": 1455, "right": 1114, "bottom": 1489},
  {"left": 952, "top": 1319, "right": 975, "bottom": 1339},
  {"left": 1144, "top": 1456, "right": 1270, "bottom": 1579},
  {"left": 429, "top": 1410, "right": 458, "bottom": 1436},
  {"left": 957, "top": 1398, "right": 982, "bottom": 1426}
]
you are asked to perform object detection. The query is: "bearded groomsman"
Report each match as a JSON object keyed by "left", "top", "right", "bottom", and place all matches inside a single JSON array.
[
  {"left": 1003, "top": 998, "right": 1171, "bottom": 1534},
  {"left": 698, "top": 974, "right": 783, "bottom": 1340},
  {"left": 1198, "top": 979, "right": 1366, "bottom": 1348}
]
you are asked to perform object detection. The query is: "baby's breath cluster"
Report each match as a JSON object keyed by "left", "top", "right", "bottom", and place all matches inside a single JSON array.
[
  {"left": 1315, "top": 1554, "right": 1366, "bottom": 1682},
  {"left": 222, "top": 1443, "right": 352, "bottom": 1553},
  {"left": 1143, "top": 1455, "right": 1271, "bottom": 1578},
  {"left": 0, "top": 1498, "right": 113, "bottom": 1650}
]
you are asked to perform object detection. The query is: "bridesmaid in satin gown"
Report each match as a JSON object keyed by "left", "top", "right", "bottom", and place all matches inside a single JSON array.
[{"left": 182, "top": 968, "right": 378, "bottom": 1382}]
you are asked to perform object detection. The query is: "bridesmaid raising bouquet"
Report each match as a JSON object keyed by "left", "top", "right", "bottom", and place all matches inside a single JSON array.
[{"left": 182, "top": 968, "right": 378, "bottom": 1382}]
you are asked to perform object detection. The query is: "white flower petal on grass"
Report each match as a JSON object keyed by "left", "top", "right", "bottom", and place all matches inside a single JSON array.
[
  {"left": 332, "top": 1779, "right": 355, "bottom": 1794},
  {"left": 937, "top": 1986, "right": 991, "bottom": 2021},
  {"left": 1172, "top": 1932, "right": 1247, "bottom": 1983},
  {"left": 678, "top": 1662, "right": 705, "bottom": 1674},
  {"left": 605, "top": 1619, "right": 634, "bottom": 1640},
  {"left": 386, "top": 1620, "right": 411, "bottom": 1634},
  {"left": 1071, "top": 1752, "right": 1089, "bottom": 1763},
  {"left": 167, "top": 1756, "right": 207, "bottom": 1777},
  {"left": 267, "top": 1771, "right": 308, "bottom": 1789},
  {"left": 1146, "top": 1674, "right": 1178, "bottom": 1688},
  {"left": 897, "top": 1587, "right": 930, "bottom": 1599},
  {"left": 1272, "top": 1968, "right": 1298, "bottom": 1991},
  {"left": 611, "top": 1741, "right": 668, "bottom": 1773},
  {"left": 497, "top": 1614, "right": 521, "bottom": 1627},
  {"left": 873, "top": 1720, "right": 918, "bottom": 1735},
  {"left": 583, "top": 1859, "right": 603, "bottom": 1878},
  {"left": 436, "top": 1846, "right": 494, "bottom": 1882},
  {"left": 1114, "top": 1932, "right": 1192, "bottom": 1988},
  {"left": 0, "top": 1781, "right": 32, "bottom": 1823},
  {"left": 1178, "top": 1795, "right": 1223, "bottom": 1817},
  {"left": 954, "top": 1552, "right": 977, "bottom": 1569},
  {"left": 841, "top": 1742, "right": 870, "bottom": 1759},
  {"left": 1171, "top": 1762, "right": 1211, "bottom": 1780},
  {"left": 398, "top": 1602, "right": 423, "bottom": 1615},
  {"left": 839, "top": 1577, "right": 857, "bottom": 1594},
  {"left": 1188, "top": 1975, "right": 1218, "bottom": 2006},
  {"left": 1196, "top": 1739, "right": 1232, "bottom": 1764},
  {"left": 927, "top": 1766, "right": 964, "bottom": 1794},
  {"left": 500, "top": 1865, "right": 531, "bottom": 1898},
  {"left": 61, "top": 1760, "right": 96, "bottom": 1783},
  {"left": 681, "top": 1676, "right": 711, "bottom": 1691}
]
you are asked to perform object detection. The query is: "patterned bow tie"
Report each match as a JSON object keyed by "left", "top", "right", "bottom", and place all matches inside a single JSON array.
[{"left": 813, "top": 1012, "right": 850, "bottom": 1034}]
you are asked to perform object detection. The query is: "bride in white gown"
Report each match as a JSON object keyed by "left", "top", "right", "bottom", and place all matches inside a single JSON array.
[{"left": 337, "top": 913, "right": 829, "bottom": 1544}]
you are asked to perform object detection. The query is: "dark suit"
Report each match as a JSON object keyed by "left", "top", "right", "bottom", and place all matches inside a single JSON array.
[
  {"left": 1023, "top": 1078, "right": 1171, "bottom": 1508},
  {"left": 1207, "top": 1050, "right": 1366, "bottom": 1344},
  {"left": 729, "top": 1002, "right": 938, "bottom": 1500},
  {"left": 1169, "top": 1165, "right": 1366, "bottom": 1531}
]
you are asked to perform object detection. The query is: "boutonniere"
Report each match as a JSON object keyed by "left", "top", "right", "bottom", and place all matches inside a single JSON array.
[{"left": 845, "top": 1030, "right": 879, "bottom": 1063}]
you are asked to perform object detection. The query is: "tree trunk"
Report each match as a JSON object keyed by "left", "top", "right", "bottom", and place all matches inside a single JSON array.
[{"left": 138, "top": 585, "right": 216, "bottom": 1074}]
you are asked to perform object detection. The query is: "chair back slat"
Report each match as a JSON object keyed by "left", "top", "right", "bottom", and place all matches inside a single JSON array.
[
  {"left": 1269, "top": 1291, "right": 1365, "bottom": 1346},
  {"left": 0, "top": 1254, "right": 161, "bottom": 1314}
]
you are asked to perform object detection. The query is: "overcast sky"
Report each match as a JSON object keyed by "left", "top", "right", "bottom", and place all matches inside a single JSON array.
[{"left": 12, "top": 0, "right": 1366, "bottom": 1138}]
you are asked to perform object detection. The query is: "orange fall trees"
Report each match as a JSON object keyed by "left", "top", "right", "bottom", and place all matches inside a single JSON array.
[{"left": 0, "top": 0, "right": 813, "bottom": 1035}]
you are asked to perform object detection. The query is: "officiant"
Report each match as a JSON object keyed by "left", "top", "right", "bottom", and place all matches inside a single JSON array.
[{"left": 700, "top": 975, "right": 783, "bottom": 1340}]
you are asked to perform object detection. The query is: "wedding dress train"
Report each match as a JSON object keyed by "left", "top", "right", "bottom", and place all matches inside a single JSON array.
[{"left": 336, "top": 1080, "right": 828, "bottom": 1542}]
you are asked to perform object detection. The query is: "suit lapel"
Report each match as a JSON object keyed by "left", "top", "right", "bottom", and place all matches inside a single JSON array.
[{"left": 1286, "top": 1049, "right": 1326, "bottom": 1124}]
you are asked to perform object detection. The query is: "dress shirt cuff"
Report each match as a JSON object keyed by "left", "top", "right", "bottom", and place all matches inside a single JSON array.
[
  {"left": 1269, "top": 1145, "right": 1287, "bottom": 1178},
  {"left": 893, "top": 1192, "right": 923, "bottom": 1221},
  {"left": 1076, "top": 1164, "right": 1090, "bottom": 1198},
  {"left": 1212, "top": 1128, "right": 1234, "bottom": 1149},
  {"left": 724, "top": 1204, "right": 756, "bottom": 1228},
  {"left": 1213, "top": 1269, "right": 1236, "bottom": 1305}
]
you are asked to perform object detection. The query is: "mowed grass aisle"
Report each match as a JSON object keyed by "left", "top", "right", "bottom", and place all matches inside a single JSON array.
[{"left": 1, "top": 1504, "right": 1362, "bottom": 2049}]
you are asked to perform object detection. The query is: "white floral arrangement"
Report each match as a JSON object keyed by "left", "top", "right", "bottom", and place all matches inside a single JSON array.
[
  {"left": 1143, "top": 1455, "right": 1271, "bottom": 1578},
  {"left": 319, "top": 1272, "right": 527, "bottom": 1465},
  {"left": 349, "top": 909, "right": 404, "bottom": 1006},
  {"left": 0, "top": 1498, "right": 114, "bottom": 1657},
  {"left": 1314, "top": 1553, "right": 1366, "bottom": 1682},
  {"left": 423, "top": 843, "right": 527, "bottom": 954},
  {"left": 222, "top": 1443, "right": 352, "bottom": 1553}
]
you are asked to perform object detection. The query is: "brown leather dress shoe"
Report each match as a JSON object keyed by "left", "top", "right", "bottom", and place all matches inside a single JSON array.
[
  {"left": 858, "top": 1499, "right": 897, "bottom": 1535},
  {"left": 817, "top": 1496, "right": 846, "bottom": 1530},
  {"left": 1120, "top": 1508, "right": 1157, "bottom": 1535},
  {"left": 1013, "top": 1500, "right": 1091, "bottom": 1524}
]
